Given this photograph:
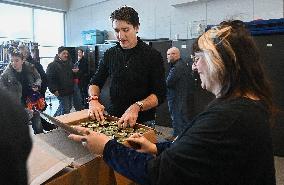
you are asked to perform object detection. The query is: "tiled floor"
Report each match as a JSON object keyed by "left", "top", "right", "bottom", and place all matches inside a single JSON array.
[{"left": 44, "top": 96, "right": 59, "bottom": 116}]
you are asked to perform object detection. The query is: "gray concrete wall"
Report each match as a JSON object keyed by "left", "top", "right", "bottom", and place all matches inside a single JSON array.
[{"left": 66, "top": 0, "right": 284, "bottom": 46}]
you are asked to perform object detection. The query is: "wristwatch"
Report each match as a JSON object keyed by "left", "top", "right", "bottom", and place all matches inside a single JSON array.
[{"left": 135, "top": 101, "right": 144, "bottom": 111}]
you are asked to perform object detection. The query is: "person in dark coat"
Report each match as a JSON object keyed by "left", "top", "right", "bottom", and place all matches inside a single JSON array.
[
  {"left": 72, "top": 59, "right": 84, "bottom": 111},
  {"left": 166, "top": 47, "right": 194, "bottom": 138},
  {"left": 19, "top": 45, "right": 56, "bottom": 131},
  {"left": 72, "top": 48, "right": 89, "bottom": 110},
  {"left": 0, "top": 48, "right": 44, "bottom": 134},
  {"left": 77, "top": 48, "right": 90, "bottom": 108},
  {"left": 46, "top": 47, "right": 74, "bottom": 116},
  {"left": 19, "top": 45, "right": 48, "bottom": 97},
  {"left": 69, "top": 20, "right": 276, "bottom": 185},
  {"left": 0, "top": 89, "right": 32, "bottom": 185}
]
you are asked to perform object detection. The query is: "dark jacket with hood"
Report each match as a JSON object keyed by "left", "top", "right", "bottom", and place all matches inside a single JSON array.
[
  {"left": 77, "top": 56, "right": 90, "bottom": 89},
  {"left": 46, "top": 55, "right": 74, "bottom": 96},
  {"left": 0, "top": 62, "right": 41, "bottom": 105}
]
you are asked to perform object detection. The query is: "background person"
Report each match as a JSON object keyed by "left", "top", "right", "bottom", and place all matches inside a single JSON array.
[
  {"left": 72, "top": 58, "right": 84, "bottom": 111},
  {"left": 0, "top": 48, "right": 43, "bottom": 134},
  {"left": 77, "top": 48, "right": 90, "bottom": 108},
  {"left": 19, "top": 45, "right": 56, "bottom": 131},
  {"left": 19, "top": 45, "right": 48, "bottom": 104},
  {"left": 46, "top": 47, "right": 74, "bottom": 116},
  {"left": 166, "top": 47, "right": 193, "bottom": 140}
]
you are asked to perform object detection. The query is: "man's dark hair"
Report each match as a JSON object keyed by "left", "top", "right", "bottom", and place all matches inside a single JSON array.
[
  {"left": 110, "top": 6, "right": 140, "bottom": 27},
  {"left": 58, "top": 46, "right": 68, "bottom": 54}
]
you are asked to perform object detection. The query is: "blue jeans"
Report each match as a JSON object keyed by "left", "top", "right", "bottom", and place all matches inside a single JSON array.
[
  {"left": 54, "top": 95, "right": 73, "bottom": 117},
  {"left": 73, "top": 84, "right": 84, "bottom": 111},
  {"left": 168, "top": 100, "right": 187, "bottom": 136}
]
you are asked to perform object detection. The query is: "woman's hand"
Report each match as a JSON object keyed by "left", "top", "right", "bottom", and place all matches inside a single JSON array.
[
  {"left": 68, "top": 126, "right": 110, "bottom": 155},
  {"left": 88, "top": 100, "right": 105, "bottom": 121},
  {"left": 126, "top": 133, "right": 157, "bottom": 155}
]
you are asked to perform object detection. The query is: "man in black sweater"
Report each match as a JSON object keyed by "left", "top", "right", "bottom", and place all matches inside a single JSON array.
[{"left": 88, "top": 6, "right": 166, "bottom": 128}]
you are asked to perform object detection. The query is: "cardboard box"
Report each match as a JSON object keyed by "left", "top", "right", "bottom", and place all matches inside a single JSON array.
[
  {"left": 52, "top": 109, "right": 157, "bottom": 185},
  {"left": 45, "top": 157, "right": 116, "bottom": 185},
  {"left": 28, "top": 134, "right": 74, "bottom": 185},
  {"left": 28, "top": 127, "right": 108, "bottom": 185}
]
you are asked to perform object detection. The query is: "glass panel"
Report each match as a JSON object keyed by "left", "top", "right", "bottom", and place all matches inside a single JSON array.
[
  {"left": 34, "top": 9, "right": 64, "bottom": 46},
  {"left": 40, "top": 57, "right": 54, "bottom": 72},
  {"left": 39, "top": 46, "right": 58, "bottom": 58},
  {"left": 0, "top": 3, "right": 33, "bottom": 40}
]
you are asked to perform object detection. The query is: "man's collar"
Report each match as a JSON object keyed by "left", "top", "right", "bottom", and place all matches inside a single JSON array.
[{"left": 118, "top": 37, "right": 142, "bottom": 50}]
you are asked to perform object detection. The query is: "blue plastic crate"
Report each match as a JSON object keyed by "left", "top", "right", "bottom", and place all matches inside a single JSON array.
[
  {"left": 247, "top": 18, "right": 284, "bottom": 35},
  {"left": 81, "top": 30, "right": 105, "bottom": 45},
  {"left": 207, "top": 18, "right": 284, "bottom": 36}
]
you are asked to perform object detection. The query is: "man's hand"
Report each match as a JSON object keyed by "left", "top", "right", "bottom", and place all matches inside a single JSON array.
[
  {"left": 126, "top": 133, "right": 157, "bottom": 155},
  {"left": 88, "top": 100, "right": 105, "bottom": 121},
  {"left": 117, "top": 103, "right": 140, "bottom": 128},
  {"left": 68, "top": 126, "right": 110, "bottom": 155}
]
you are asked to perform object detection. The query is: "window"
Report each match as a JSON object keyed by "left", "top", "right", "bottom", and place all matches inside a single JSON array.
[
  {"left": 0, "top": 3, "right": 32, "bottom": 40},
  {"left": 0, "top": 2, "right": 65, "bottom": 70},
  {"left": 34, "top": 9, "right": 64, "bottom": 71},
  {"left": 34, "top": 9, "right": 64, "bottom": 46}
]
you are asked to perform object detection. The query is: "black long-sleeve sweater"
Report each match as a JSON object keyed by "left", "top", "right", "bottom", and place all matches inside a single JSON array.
[{"left": 90, "top": 38, "right": 166, "bottom": 122}]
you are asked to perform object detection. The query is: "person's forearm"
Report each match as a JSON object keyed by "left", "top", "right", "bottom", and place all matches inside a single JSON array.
[
  {"left": 156, "top": 142, "right": 172, "bottom": 155},
  {"left": 88, "top": 84, "right": 100, "bottom": 97},
  {"left": 103, "top": 140, "right": 153, "bottom": 185},
  {"left": 139, "top": 94, "right": 158, "bottom": 111}
]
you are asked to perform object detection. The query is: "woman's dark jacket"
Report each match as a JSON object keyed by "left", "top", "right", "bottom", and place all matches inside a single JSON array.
[{"left": 103, "top": 97, "right": 275, "bottom": 185}]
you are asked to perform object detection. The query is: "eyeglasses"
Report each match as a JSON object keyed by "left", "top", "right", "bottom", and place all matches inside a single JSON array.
[{"left": 191, "top": 52, "right": 204, "bottom": 66}]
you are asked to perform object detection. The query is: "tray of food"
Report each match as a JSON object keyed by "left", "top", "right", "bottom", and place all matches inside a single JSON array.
[
  {"left": 78, "top": 118, "right": 150, "bottom": 143},
  {"left": 51, "top": 109, "right": 157, "bottom": 146}
]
